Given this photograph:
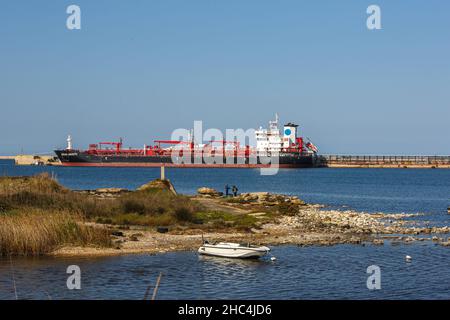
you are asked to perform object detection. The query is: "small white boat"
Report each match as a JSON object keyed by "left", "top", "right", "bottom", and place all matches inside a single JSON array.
[{"left": 198, "top": 241, "right": 270, "bottom": 259}]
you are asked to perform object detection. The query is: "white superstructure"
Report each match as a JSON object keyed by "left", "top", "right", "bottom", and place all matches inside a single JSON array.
[
  {"left": 255, "top": 114, "right": 282, "bottom": 153},
  {"left": 255, "top": 114, "right": 299, "bottom": 153}
]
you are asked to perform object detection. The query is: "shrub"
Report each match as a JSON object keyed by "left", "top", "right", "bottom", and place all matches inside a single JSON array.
[
  {"left": 0, "top": 173, "right": 66, "bottom": 195},
  {"left": 277, "top": 201, "right": 299, "bottom": 216},
  {"left": 121, "top": 199, "right": 146, "bottom": 215},
  {"left": 0, "top": 174, "right": 204, "bottom": 227},
  {"left": 172, "top": 207, "right": 193, "bottom": 222}
]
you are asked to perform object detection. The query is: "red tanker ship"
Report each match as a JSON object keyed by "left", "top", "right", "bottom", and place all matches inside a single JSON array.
[{"left": 54, "top": 115, "right": 319, "bottom": 168}]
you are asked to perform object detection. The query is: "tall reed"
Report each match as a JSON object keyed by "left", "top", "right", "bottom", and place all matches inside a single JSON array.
[{"left": 0, "top": 209, "right": 111, "bottom": 256}]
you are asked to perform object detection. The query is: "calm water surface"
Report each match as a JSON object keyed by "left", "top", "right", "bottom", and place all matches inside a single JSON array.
[
  {"left": 1, "top": 160, "right": 449, "bottom": 299},
  {"left": 1, "top": 244, "right": 450, "bottom": 299}
]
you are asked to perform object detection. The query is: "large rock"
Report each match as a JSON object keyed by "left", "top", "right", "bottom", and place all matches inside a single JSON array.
[
  {"left": 290, "top": 197, "right": 306, "bottom": 206},
  {"left": 238, "top": 192, "right": 270, "bottom": 202},
  {"left": 96, "top": 188, "right": 128, "bottom": 193},
  {"left": 236, "top": 192, "right": 306, "bottom": 206},
  {"left": 441, "top": 241, "right": 450, "bottom": 247},
  {"left": 138, "top": 179, "right": 177, "bottom": 195},
  {"left": 197, "top": 187, "right": 223, "bottom": 197}
]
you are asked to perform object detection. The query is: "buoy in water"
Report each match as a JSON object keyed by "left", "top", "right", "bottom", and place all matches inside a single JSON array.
[
  {"left": 270, "top": 256, "right": 277, "bottom": 261},
  {"left": 405, "top": 255, "right": 412, "bottom": 262}
]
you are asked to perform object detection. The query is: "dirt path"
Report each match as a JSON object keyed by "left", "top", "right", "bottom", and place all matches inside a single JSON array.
[{"left": 192, "top": 197, "right": 249, "bottom": 215}]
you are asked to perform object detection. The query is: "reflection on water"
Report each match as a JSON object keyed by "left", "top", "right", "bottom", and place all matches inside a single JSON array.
[
  {"left": 198, "top": 255, "right": 271, "bottom": 267},
  {"left": 1, "top": 243, "right": 450, "bottom": 300}
]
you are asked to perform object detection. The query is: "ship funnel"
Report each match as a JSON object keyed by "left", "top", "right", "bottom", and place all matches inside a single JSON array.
[{"left": 283, "top": 122, "right": 299, "bottom": 149}]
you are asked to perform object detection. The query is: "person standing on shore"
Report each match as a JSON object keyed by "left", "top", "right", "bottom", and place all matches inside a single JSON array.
[
  {"left": 232, "top": 185, "right": 238, "bottom": 197},
  {"left": 225, "top": 184, "right": 230, "bottom": 197}
]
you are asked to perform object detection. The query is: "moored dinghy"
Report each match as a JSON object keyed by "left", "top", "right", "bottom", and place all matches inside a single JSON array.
[{"left": 198, "top": 241, "right": 270, "bottom": 259}]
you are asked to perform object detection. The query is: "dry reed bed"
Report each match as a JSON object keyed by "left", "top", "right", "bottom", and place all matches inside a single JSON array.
[
  {"left": 0, "top": 173, "right": 201, "bottom": 256},
  {"left": 0, "top": 209, "right": 111, "bottom": 256}
]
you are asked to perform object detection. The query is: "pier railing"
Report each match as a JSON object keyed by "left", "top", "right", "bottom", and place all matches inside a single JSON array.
[{"left": 318, "top": 155, "right": 450, "bottom": 166}]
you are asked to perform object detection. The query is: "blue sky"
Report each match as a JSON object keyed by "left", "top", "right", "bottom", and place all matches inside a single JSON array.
[{"left": 0, "top": 0, "right": 449, "bottom": 155}]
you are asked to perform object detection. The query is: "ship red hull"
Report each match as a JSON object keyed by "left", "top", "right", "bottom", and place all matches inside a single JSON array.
[
  {"left": 54, "top": 149, "right": 317, "bottom": 168},
  {"left": 59, "top": 162, "right": 313, "bottom": 168}
]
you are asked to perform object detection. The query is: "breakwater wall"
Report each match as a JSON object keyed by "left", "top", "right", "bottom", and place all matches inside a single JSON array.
[
  {"left": 318, "top": 155, "right": 450, "bottom": 168},
  {"left": 10, "top": 155, "right": 61, "bottom": 166}
]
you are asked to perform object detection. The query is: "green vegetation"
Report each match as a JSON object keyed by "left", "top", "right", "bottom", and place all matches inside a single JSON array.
[
  {"left": 0, "top": 174, "right": 202, "bottom": 228},
  {"left": 0, "top": 174, "right": 113, "bottom": 256},
  {"left": 194, "top": 211, "right": 270, "bottom": 231},
  {"left": 0, "top": 174, "right": 285, "bottom": 255},
  {"left": 0, "top": 174, "right": 209, "bottom": 255},
  {"left": 223, "top": 196, "right": 299, "bottom": 216},
  {"left": 90, "top": 188, "right": 202, "bottom": 226},
  {"left": 275, "top": 201, "right": 300, "bottom": 216}
]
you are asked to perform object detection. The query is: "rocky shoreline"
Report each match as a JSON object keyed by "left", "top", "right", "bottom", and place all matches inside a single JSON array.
[{"left": 54, "top": 187, "right": 450, "bottom": 257}]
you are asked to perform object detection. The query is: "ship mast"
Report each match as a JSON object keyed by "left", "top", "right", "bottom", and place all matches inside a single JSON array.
[{"left": 66, "top": 135, "right": 73, "bottom": 150}]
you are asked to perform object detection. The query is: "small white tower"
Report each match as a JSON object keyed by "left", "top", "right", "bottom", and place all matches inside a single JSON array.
[{"left": 67, "top": 135, "right": 73, "bottom": 150}]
